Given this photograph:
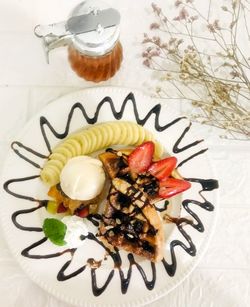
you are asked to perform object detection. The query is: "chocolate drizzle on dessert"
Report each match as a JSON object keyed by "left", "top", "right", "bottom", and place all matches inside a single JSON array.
[{"left": 2, "top": 92, "right": 218, "bottom": 296}]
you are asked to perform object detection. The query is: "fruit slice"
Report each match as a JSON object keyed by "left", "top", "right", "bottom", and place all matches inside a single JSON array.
[
  {"left": 57, "top": 203, "right": 68, "bottom": 213},
  {"left": 148, "top": 157, "right": 177, "bottom": 180},
  {"left": 159, "top": 178, "right": 191, "bottom": 199},
  {"left": 76, "top": 206, "right": 89, "bottom": 218},
  {"left": 41, "top": 121, "right": 164, "bottom": 186},
  {"left": 46, "top": 200, "right": 59, "bottom": 214},
  {"left": 128, "top": 141, "right": 154, "bottom": 173}
]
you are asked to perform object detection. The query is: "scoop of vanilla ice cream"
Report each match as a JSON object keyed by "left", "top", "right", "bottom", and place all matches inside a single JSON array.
[{"left": 60, "top": 156, "right": 105, "bottom": 200}]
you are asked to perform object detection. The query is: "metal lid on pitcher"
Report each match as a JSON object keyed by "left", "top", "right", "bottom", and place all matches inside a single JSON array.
[{"left": 69, "top": 0, "right": 121, "bottom": 56}]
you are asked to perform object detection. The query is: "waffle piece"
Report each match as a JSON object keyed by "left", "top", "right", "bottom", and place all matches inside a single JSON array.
[
  {"left": 99, "top": 179, "right": 164, "bottom": 262},
  {"left": 99, "top": 149, "right": 160, "bottom": 201}
]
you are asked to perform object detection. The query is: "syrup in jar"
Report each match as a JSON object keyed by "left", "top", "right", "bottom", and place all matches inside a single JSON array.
[{"left": 68, "top": 41, "right": 123, "bottom": 82}]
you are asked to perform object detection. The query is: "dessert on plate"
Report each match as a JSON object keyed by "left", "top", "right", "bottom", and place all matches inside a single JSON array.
[
  {"left": 3, "top": 95, "right": 218, "bottom": 298},
  {"left": 43, "top": 121, "right": 191, "bottom": 262},
  {"left": 98, "top": 142, "right": 190, "bottom": 262}
]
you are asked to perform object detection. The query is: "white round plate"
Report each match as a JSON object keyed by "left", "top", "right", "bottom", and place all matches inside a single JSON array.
[{"left": 0, "top": 87, "right": 218, "bottom": 307}]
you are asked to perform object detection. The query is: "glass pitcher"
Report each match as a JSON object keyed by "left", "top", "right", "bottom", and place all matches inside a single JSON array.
[{"left": 34, "top": 0, "right": 123, "bottom": 82}]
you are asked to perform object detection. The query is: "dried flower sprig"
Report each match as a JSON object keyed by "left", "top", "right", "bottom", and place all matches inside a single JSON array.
[{"left": 142, "top": 0, "right": 250, "bottom": 140}]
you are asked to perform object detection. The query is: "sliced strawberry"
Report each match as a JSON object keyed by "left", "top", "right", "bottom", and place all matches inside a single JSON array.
[
  {"left": 148, "top": 157, "right": 177, "bottom": 180},
  {"left": 128, "top": 141, "right": 154, "bottom": 173},
  {"left": 57, "top": 203, "right": 68, "bottom": 213},
  {"left": 76, "top": 206, "right": 89, "bottom": 218},
  {"left": 159, "top": 178, "right": 191, "bottom": 199}
]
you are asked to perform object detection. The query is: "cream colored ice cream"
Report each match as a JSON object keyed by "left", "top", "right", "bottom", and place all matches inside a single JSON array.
[{"left": 60, "top": 156, "right": 105, "bottom": 200}]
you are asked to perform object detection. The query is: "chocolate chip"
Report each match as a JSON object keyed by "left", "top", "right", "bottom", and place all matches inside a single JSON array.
[
  {"left": 125, "top": 233, "right": 136, "bottom": 242},
  {"left": 117, "top": 192, "right": 131, "bottom": 207},
  {"left": 142, "top": 241, "right": 154, "bottom": 253},
  {"left": 113, "top": 211, "right": 130, "bottom": 224},
  {"left": 143, "top": 180, "right": 159, "bottom": 196},
  {"left": 133, "top": 220, "right": 143, "bottom": 233}
]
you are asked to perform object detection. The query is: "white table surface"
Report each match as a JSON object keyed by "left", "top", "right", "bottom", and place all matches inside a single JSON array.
[{"left": 0, "top": 0, "right": 250, "bottom": 306}]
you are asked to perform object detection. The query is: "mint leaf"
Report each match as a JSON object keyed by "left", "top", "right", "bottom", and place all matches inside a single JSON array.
[{"left": 43, "top": 218, "right": 67, "bottom": 246}]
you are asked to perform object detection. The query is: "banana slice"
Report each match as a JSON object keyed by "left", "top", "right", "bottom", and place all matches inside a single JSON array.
[{"left": 41, "top": 121, "right": 164, "bottom": 186}]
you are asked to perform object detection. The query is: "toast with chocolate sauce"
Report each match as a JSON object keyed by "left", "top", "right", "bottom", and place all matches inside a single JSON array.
[{"left": 99, "top": 149, "right": 164, "bottom": 262}]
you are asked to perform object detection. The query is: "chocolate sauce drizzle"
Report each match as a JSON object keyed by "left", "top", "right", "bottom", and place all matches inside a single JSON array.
[
  {"left": 12, "top": 203, "right": 46, "bottom": 232},
  {"left": 173, "top": 122, "right": 204, "bottom": 154},
  {"left": 160, "top": 177, "right": 218, "bottom": 276},
  {"left": 57, "top": 255, "right": 86, "bottom": 281},
  {"left": 40, "top": 92, "right": 185, "bottom": 153},
  {"left": 3, "top": 175, "right": 40, "bottom": 201},
  {"left": 11, "top": 141, "right": 47, "bottom": 169},
  {"left": 91, "top": 268, "right": 115, "bottom": 296},
  {"left": 87, "top": 214, "right": 102, "bottom": 227},
  {"left": 155, "top": 200, "right": 169, "bottom": 212},
  {"left": 3, "top": 91, "right": 218, "bottom": 296},
  {"left": 21, "top": 237, "right": 73, "bottom": 259},
  {"left": 177, "top": 148, "right": 208, "bottom": 168},
  {"left": 170, "top": 121, "right": 209, "bottom": 168}
]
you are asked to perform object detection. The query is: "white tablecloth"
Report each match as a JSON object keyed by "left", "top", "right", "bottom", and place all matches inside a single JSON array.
[{"left": 0, "top": 0, "right": 249, "bottom": 306}]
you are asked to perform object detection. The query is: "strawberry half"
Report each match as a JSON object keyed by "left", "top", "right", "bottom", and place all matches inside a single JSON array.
[
  {"left": 128, "top": 141, "right": 154, "bottom": 173},
  {"left": 159, "top": 178, "right": 191, "bottom": 199},
  {"left": 148, "top": 157, "right": 177, "bottom": 180}
]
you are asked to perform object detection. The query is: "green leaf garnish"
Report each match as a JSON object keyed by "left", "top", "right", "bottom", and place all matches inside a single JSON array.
[{"left": 42, "top": 218, "right": 67, "bottom": 246}]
